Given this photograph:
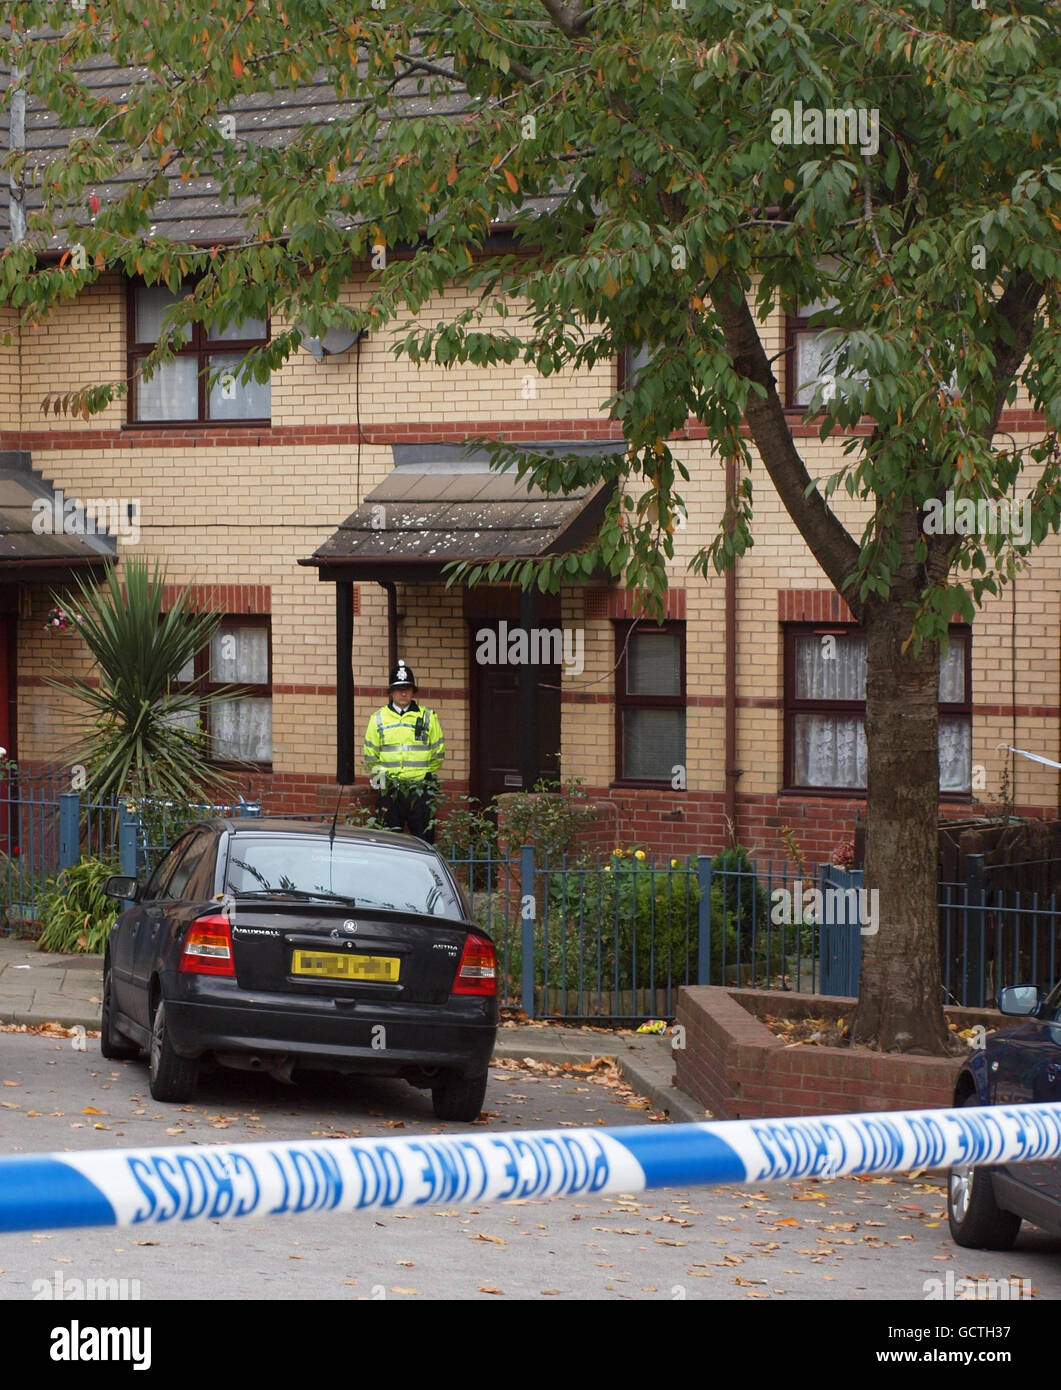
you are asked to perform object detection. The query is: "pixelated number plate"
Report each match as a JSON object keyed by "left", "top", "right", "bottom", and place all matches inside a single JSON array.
[{"left": 291, "top": 950, "right": 400, "bottom": 983}]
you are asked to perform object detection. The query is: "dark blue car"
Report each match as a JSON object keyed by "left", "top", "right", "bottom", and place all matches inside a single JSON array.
[{"left": 948, "top": 981, "right": 1061, "bottom": 1248}]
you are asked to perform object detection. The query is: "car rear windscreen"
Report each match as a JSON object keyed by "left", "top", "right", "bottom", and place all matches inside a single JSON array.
[{"left": 224, "top": 837, "right": 462, "bottom": 918}]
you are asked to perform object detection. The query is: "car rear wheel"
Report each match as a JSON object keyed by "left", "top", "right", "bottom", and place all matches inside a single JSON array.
[
  {"left": 947, "top": 1094, "right": 1022, "bottom": 1250},
  {"left": 148, "top": 998, "right": 199, "bottom": 1103},
  {"left": 431, "top": 1070, "right": 488, "bottom": 1122},
  {"left": 100, "top": 959, "right": 138, "bottom": 1060}
]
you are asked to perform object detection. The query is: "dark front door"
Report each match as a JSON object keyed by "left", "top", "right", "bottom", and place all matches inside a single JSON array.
[{"left": 469, "top": 619, "right": 561, "bottom": 808}]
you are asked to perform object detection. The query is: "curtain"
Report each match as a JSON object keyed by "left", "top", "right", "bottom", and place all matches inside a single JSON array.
[
  {"left": 793, "top": 632, "right": 970, "bottom": 789},
  {"left": 210, "top": 625, "right": 269, "bottom": 684},
  {"left": 138, "top": 357, "right": 197, "bottom": 421},
  {"left": 208, "top": 353, "right": 271, "bottom": 420},
  {"left": 212, "top": 698, "right": 272, "bottom": 762},
  {"left": 793, "top": 713, "right": 868, "bottom": 788}
]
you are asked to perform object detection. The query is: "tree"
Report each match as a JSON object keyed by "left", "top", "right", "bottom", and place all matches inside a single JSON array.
[
  {"left": 49, "top": 558, "right": 240, "bottom": 804},
  {"left": 3, "top": 1, "right": 1061, "bottom": 1051}
]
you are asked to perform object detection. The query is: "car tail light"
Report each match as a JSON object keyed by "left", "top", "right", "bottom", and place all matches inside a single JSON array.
[
  {"left": 179, "top": 914, "right": 235, "bottom": 977},
  {"left": 452, "top": 934, "right": 497, "bottom": 996}
]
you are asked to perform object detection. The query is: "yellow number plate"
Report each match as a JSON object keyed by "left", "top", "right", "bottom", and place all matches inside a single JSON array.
[{"left": 291, "top": 950, "right": 400, "bottom": 983}]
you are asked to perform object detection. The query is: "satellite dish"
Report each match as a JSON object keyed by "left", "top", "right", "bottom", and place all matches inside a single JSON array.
[{"left": 299, "top": 325, "right": 365, "bottom": 359}]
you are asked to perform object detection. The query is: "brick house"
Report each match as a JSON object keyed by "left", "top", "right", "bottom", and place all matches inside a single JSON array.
[{"left": 2, "top": 68, "right": 1058, "bottom": 863}]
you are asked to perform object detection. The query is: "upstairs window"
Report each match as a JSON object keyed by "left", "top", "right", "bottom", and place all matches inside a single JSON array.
[
  {"left": 128, "top": 283, "right": 270, "bottom": 424},
  {"left": 785, "top": 261, "right": 867, "bottom": 409}
]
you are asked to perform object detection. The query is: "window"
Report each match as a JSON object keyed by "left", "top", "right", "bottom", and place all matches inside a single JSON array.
[
  {"left": 618, "top": 344, "right": 655, "bottom": 390},
  {"left": 128, "top": 282, "right": 270, "bottom": 424},
  {"left": 785, "top": 262, "right": 867, "bottom": 409},
  {"left": 614, "top": 622, "right": 686, "bottom": 784},
  {"left": 166, "top": 830, "right": 216, "bottom": 900},
  {"left": 224, "top": 836, "right": 463, "bottom": 917},
  {"left": 174, "top": 616, "right": 273, "bottom": 765},
  {"left": 143, "top": 833, "right": 195, "bottom": 900},
  {"left": 783, "top": 625, "right": 972, "bottom": 793}
]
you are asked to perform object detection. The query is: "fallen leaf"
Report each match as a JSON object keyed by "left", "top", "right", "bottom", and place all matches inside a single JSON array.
[
  {"left": 478, "top": 1286, "right": 503, "bottom": 1295},
  {"left": 81, "top": 1106, "right": 103, "bottom": 1115},
  {"left": 774, "top": 1217, "right": 801, "bottom": 1228},
  {"left": 470, "top": 1233, "right": 506, "bottom": 1245},
  {"left": 391, "top": 1287, "right": 420, "bottom": 1296}
]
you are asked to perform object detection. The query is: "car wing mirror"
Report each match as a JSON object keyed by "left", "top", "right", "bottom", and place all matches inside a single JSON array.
[
  {"left": 103, "top": 875, "right": 140, "bottom": 902},
  {"left": 998, "top": 984, "right": 1041, "bottom": 1016}
]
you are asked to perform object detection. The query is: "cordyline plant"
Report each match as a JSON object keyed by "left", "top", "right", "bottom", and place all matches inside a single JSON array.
[
  {"left": 48, "top": 559, "right": 240, "bottom": 805},
  {"left": 3, "top": 1, "right": 1061, "bottom": 1052}
]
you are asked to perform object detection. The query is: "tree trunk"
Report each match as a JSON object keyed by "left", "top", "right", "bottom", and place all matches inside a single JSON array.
[{"left": 852, "top": 597, "right": 955, "bottom": 1054}]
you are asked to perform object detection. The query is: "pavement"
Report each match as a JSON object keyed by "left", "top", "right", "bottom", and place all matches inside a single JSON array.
[{"left": 0, "top": 934, "right": 707, "bottom": 1123}]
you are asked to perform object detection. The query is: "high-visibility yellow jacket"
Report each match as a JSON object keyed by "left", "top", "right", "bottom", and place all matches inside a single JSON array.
[{"left": 364, "top": 701, "right": 445, "bottom": 785}]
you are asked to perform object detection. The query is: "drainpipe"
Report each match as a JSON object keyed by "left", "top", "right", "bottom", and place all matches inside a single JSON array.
[
  {"left": 379, "top": 581, "right": 398, "bottom": 673},
  {"left": 519, "top": 588, "right": 539, "bottom": 790},
  {"left": 8, "top": 63, "right": 25, "bottom": 245},
  {"left": 724, "top": 457, "right": 739, "bottom": 844}
]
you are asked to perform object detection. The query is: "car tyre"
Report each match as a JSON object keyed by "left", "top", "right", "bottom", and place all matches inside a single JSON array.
[
  {"left": 431, "top": 1070, "right": 488, "bottom": 1122},
  {"left": 947, "top": 1094, "right": 1022, "bottom": 1250},
  {"left": 100, "top": 958, "right": 139, "bottom": 1060},
  {"left": 148, "top": 998, "right": 199, "bottom": 1102}
]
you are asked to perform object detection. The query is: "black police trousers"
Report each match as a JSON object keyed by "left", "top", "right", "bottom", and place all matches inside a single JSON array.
[{"left": 377, "top": 779, "right": 436, "bottom": 843}]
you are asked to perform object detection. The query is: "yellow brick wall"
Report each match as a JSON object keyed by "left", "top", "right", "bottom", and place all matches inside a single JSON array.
[{"left": 3, "top": 272, "right": 1057, "bottom": 819}]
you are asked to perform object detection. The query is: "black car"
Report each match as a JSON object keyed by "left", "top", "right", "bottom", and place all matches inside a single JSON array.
[
  {"left": 948, "top": 980, "right": 1061, "bottom": 1249},
  {"left": 101, "top": 819, "right": 498, "bottom": 1121}
]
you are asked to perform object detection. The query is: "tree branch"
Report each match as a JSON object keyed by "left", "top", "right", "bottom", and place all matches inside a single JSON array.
[
  {"left": 537, "top": 0, "right": 589, "bottom": 39},
  {"left": 707, "top": 267, "right": 863, "bottom": 611}
]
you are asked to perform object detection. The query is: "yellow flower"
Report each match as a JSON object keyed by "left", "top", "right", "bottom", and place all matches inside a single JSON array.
[
  {"left": 670, "top": 858, "right": 681, "bottom": 868},
  {"left": 634, "top": 849, "right": 646, "bottom": 860},
  {"left": 603, "top": 865, "right": 612, "bottom": 873},
  {"left": 612, "top": 848, "right": 624, "bottom": 858}
]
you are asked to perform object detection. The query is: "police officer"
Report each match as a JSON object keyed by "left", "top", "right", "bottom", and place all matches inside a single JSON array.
[{"left": 363, "top": 661, "right": 445, "bottom": 842}]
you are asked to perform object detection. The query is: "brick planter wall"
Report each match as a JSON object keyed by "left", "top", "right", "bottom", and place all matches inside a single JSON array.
[{"left": 675, "top": 986, "right": 1005, "bottom": 1119}]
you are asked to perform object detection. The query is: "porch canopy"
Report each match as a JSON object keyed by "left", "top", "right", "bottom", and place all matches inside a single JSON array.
[
  {"left": 300, "top": 442, "right": 617, "bottom": 786},
  {"left": 0, "top": 451, "right": 116, "bottom": 583}
]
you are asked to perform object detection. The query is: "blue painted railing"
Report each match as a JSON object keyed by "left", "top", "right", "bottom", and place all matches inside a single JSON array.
[{"left": 1, "top": 771, "right": 1058, "bottom": 1019}]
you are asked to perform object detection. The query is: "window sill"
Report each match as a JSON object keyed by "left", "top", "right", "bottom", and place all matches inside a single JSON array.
[
  {"left": 609, "top": 780, "right": 686, "bottom": 792},
  {"left": 779, "top": 785, "right": 867, "bottom": 800},
  {"left": 122, "top": 420, "right": 272, "bottom": 431},
  {"left": 780, "top": 786, "right": 975, "bottom": 802}
]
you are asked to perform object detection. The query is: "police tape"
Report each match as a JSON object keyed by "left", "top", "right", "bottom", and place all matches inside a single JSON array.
[{"left": 3, "top": 1100, "right": 1061, "bottom": 1234}]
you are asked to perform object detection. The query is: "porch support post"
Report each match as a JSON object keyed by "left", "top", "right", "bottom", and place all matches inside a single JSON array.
[
  {"left": 336, "top": 580, "right": 355, "bottom": 784},
  {"left": 519, "top": 588, "right": 538, "bottom": 790}
]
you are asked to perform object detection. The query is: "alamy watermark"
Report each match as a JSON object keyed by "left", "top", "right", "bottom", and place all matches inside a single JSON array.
[
  {"left": 770, "top": 879, "right": 880, "bottom": 936},
  {"left": 922, "top": 490, "right": 1031, "bottom": 545},
  {"left": 771, "top": 101, "right": 879, "bottom": 158},
  {"left": 923, "top": 1272, "right": 1030, "bottom": 1301},
  {"left": 34, "top": 1271, "right": 141, "bottom": 1300},
  {"left": 32, "top": 489, "right": 140, "bottom": 546},
  {"left": 475, "top": 621, "right": 584, "bottom": 676}
]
